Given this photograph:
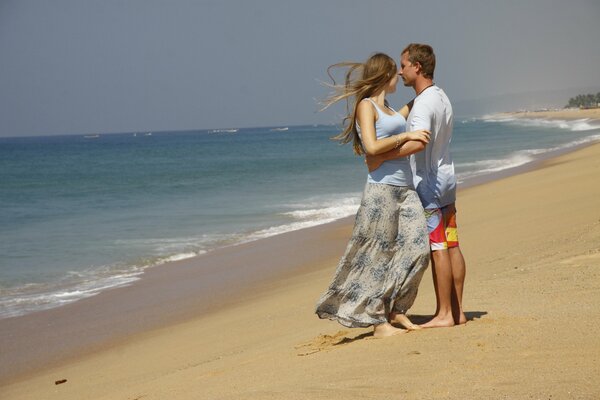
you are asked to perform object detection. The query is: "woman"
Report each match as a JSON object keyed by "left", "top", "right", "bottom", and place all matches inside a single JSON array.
[{"left": 315, "top": 53, "right": 431, "bottom": 337}]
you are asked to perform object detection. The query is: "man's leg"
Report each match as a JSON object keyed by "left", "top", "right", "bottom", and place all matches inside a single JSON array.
[
  {"left": 421, "top": 208, "right": 455, "bottom": 328},
  {"left": 444, "top": 204, "right": 467, "bottom": 324},
  {"left": 421, "top": 249, "right": 455, "bottom": 328},
  {"left": 449, "top": 246, "right": 467, "bottom": 324}
]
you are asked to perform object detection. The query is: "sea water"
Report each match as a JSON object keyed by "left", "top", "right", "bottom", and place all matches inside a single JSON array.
[{"left": 1, "top": 117, "right": 599, "bottom": 318}]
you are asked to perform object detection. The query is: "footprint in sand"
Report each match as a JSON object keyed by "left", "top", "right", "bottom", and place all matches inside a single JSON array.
[
  {"left": 560, "top": 251, "right": 600, "bottom": 267},
  {"left": 295, "top": 330, "right": 371, "bottom": 356}
]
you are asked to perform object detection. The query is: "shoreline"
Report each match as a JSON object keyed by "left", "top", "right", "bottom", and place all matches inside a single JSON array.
[
  {"left": 0, "top": 136, "right": 582, "bottom": 324},
  {"left": 498, "top": 107, "right": 600, "bottom": 121},
  {"left": 3, "top": 140, "right": 599, "bottom": 399},
  {"left": 2, "top": 140, "right": 600, "bottom": 398},
  {"left": 3, "top": 133, "right": 597, "bottom": 322},
  {"left": 456, "top": 134, "right": 600, "bottom": 188},
  {"left": 0, "top": 216, "right": 355, "bottom": 385},
  {"left": 3, "top": 112, "right": 599, "bottom": 323},
  {"left": 1, "top": 138, "right": 600, "bottom": 380}
]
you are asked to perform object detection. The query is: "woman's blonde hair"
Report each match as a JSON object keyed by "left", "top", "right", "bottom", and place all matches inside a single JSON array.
[{"left": 321, "top": 53, "right": 397, "bottom": 155}]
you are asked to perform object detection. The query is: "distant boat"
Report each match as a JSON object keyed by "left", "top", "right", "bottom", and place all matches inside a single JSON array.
[
  {"left": 145, "top": 132, "right": 152, "bottom": 136},
  {"left": 209, "top": 129, "right": 238, "bottom": 134},
  {"left": 270, "top": 127, "right": 289, "bottom": 132},
  {"left": 133, "top": 133, "right": 137, "bottom": 137},
  {"left": 84, "top": 134, "right": 100, "bottom": 139}
]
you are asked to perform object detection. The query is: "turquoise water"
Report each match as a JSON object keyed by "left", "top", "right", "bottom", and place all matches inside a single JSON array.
[{"left": 1, "top": 117, "right": 599, "bottom": 318}]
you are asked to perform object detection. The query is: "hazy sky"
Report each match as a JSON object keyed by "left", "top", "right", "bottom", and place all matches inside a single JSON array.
[{"left": 1, "top": 0, "right": 599, "bottom": 137}]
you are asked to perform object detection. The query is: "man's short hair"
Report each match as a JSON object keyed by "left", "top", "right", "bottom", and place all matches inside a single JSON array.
[{"left": 402, "top": 43, "right": 436, "bottom": 79}]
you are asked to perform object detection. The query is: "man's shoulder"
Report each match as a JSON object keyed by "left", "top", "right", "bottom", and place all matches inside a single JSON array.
[
  {"left": 412, "top": 97, "right": 434, "bottom": 114},
  {"left": 420, "top": 86, "right": 450, "bottom": 101},
  {"left": 417, "top": 87, "right": 452, "bottom": 113}
]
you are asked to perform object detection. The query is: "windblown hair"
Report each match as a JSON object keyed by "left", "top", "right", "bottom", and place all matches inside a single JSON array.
[
  {"left": 402, "top": 43, "right": 436, "bottom": 79},
  {"left": 321, "top": 53, "right": 397, "bottom": 155}
]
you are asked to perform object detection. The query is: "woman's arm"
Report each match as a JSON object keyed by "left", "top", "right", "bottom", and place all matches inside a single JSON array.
[
  {"left": 357, "top": 100, "right": 429, "bottom": 156},
  {"left": 365, "top": 140, "right": 426, "bottom": 172}
]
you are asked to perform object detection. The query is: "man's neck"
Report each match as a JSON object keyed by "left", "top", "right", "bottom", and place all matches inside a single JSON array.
[{"left": 413, "top": 78, "right": 434, "bottom": 96}]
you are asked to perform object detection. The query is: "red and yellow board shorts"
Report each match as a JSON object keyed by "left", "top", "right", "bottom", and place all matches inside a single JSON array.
[{"left": 424, "top": 203, "right": 459, "bottom": 251}]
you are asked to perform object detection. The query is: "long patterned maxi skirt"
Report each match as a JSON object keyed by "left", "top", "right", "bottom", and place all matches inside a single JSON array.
[{"left": 315, "top": 182, "right": 430, "bottom": 328}]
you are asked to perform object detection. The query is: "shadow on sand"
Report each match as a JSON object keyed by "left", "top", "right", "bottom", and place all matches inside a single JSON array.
[
  {"left": 297, "top": 311, "right": 488, "bottom": 356},
  {"left": 407, "top": 310, "right": 488, "bottom": 325}
]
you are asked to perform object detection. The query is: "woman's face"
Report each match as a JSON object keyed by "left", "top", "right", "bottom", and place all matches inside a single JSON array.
[{"left": 384, "top": 71, "right": 399, "bottom": 94}]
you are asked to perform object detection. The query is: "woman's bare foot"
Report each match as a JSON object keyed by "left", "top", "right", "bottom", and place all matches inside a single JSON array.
[
  {"left": 373, "top": 322, "right": 406, "bottom": 338},
  {"left": 457, "top": 312, "right": 467, "bottom": 325},
  {"left": 389, "top": 313, "right": 422, "bottom": 331},
  {"left": 420, "top": 314, "right": 455, "bottom": 329}
]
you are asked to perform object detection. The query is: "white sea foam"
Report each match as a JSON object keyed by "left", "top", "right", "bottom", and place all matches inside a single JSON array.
[
  {"left": 0, "top": 269, "right": 143, "bottom": 318},
  {"left": 247, "top": 209, "right": 356, "bottom": 241},
  {"left": 570, "top": 120, "right": 600, "bottom": 131},
  {"left": 0, "top": 236, "right": 214, "bottom": 319},
  {"left": 481, "top": 115, "right": 600, "bottom": 132},
  {"left": 115, "top": 236, "right": 213, "bottom": 257},
  {"left": 456, "top": 133, "right": 600, "bottom": 183},
  {"left": 0, "top": 195, "right": 363, "bottom": 319},
  {"left": 282, "top": 197, "right": 360, "bottom": 220},
  {"left": 239, "top": 194, "right": 361, "bottom": 242},
  {"left": 162, "top": 252, "right": 201, "bottom": 262},
  {"left": 456, "top": 152, "right": 535, "bottom": 182},
  {"left": 455, "top": 114, "right": 600, "bottom": 183}
]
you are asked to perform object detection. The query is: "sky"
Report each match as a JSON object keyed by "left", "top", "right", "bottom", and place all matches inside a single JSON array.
[{"left": 1, "top": 0, "right": 599, "bottom": 137}]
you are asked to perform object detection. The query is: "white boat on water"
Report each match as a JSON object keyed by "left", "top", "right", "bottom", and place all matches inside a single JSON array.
[
  {"left": 270, "top": 127, "right": 289, "bottom": 132},
  {"left": 84, "top": 134, "right": 100, "bottom": 139}
]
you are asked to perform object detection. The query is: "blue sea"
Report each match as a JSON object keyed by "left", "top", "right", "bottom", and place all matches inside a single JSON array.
[{"left": 1, "top": 116, "right": 600, "bottom": 319}]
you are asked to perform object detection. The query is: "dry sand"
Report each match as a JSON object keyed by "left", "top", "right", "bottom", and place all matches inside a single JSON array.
[
  {"left": 3, "top": 143, "right": 600, "bottom": 399},
  {"left": 505, "top": 108, "right": 600, "bottom": 121}
]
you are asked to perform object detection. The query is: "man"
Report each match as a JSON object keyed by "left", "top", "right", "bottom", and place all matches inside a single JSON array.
[{"left": 367, "top": 43, "right": 466, "bottom": 327}]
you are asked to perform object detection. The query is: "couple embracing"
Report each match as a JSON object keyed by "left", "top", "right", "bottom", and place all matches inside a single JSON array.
[{"left": 316, "top": 44, "right": 467, "bottom": 337}]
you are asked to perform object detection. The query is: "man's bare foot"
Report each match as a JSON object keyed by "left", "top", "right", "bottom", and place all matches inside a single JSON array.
[
  {"left": 457, "top": 312, "right": 467, "bottom": 325},
  {"left": 420, "top": 314, "right": 455, "bottom": 329},
  {"left": 373, "top": 322, "right": 406, "bottom": 338},
  {"left": 389, "top": 313, "right": 422, "bottom": 331}
]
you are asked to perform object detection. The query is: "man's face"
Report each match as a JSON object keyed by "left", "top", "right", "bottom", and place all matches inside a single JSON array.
[{"left": 399, "top": 52, "right": 418, "bottom": 87}]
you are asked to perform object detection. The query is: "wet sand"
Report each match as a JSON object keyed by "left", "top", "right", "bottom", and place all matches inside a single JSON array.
[
  {"left": 0, "top": 216, "right": 354, "bottom": 384},
  {"left": 2, "top": 142, "right": 600, "bottom": 399}
]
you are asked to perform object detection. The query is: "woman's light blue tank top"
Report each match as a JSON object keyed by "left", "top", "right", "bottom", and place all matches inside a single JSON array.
[{"left": 357, "top": 98, "right": 414, "bottom": 187}]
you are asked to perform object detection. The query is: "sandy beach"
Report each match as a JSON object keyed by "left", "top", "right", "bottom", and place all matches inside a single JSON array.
[
  {"left": 2, "top": 141, "right": 600, "bottom": 399},
  {"left": 504, "top": 107, "right": 600, "bottom": 121}
]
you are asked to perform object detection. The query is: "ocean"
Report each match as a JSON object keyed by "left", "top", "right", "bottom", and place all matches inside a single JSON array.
[{"left": 1, "top": 116, "right": 600, "bottom": 319}]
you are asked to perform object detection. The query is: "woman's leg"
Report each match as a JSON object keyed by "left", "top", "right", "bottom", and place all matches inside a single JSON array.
[
  {"left": 316, "top": 183, "right": 400, "bottom": 329},
  {"left": 388, "top": 189, "right": 430, "bottom": 328},
  {"left": 373, "top": 322, "right": 406, "bottom": 337}
]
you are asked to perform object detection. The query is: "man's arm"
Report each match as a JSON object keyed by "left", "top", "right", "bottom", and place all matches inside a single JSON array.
[{"left": 397, "top": 99, "right": 415, "bottom": 119}]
